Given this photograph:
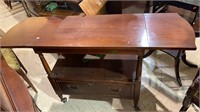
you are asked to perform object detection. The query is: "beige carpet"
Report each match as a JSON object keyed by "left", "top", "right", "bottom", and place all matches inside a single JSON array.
[{"left": 1, "top": 1, "right": 199, "bottom": 112}]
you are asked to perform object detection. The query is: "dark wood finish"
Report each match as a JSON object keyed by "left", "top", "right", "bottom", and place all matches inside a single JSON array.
[
  {"left": 0, "top": 29, "right": 37, "bottom": 93},
  {"left": 52, "top": 58, "right": 136, "bottom": 82},
  {"left": 144, "top": 13, "right": 195, "bottom": 49},
  {"left": 59, "top": 82, "right": 133, "bottom": 97},
  {"left": 0, "top": 56, "right": 36, "bottom": 111},
  {"left": 51, "top": 58, "right": 137, "bottom": 98},
  {"left": 3, "top": 0, "right": 12, "bottom": 9},
  {"left": 180, "top": 69, "right": 199, "bottom": 111},
  {"left": 144, "top": 1, "right": 199, "bottom": 86},
  {"left": 134, "top": 50, "right": 143, "bottom": 111},
  {"left": 181, "top": 50, "right": 198, "bottom": 68},
  {"left": 1, "top": 14, "right": 196, "bottom": 49},
  {"left": 193, "top": 19, "right": 200, "bottom": 37},
  {"left": 1, "top": 13, "right": 196, "bottom": 110},
  {"left": 151, "top": 1, "right": 199, "bottom": 25}
]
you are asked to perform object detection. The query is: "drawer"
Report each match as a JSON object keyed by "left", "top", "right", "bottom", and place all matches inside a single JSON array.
[{"left": 57, "top": 81, "right": 134, "bottom": 98}]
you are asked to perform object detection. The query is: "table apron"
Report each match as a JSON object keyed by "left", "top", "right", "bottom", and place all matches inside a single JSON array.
[{"left": 33, "top": 48, "right": 143, "bottom": 55}]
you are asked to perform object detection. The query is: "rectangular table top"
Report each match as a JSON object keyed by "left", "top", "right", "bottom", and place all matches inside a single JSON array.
[{"left": 1, "top": 13, "right": 196, "bottom": 50}]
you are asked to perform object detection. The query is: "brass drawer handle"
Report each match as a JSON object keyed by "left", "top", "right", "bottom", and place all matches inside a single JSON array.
[{"left": 108, "top": 88, "right": 121, "bottom": 92}]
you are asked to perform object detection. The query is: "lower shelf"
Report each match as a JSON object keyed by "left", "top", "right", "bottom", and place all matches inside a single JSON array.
[{"left": 50, "top": 56, "right": 137, "bottom": 98}]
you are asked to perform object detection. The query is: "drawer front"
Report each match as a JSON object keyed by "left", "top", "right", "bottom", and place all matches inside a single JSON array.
[{"left": 57, "top": 81, "right": 133, "bottom": 98}]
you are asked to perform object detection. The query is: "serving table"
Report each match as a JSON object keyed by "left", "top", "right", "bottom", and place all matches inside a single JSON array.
[{"left": 1, "top": 13, "right": 196, "bottom": 110}]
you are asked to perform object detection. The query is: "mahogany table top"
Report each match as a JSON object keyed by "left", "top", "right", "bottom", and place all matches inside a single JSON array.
[{"left": 1, "top": 13, "right": 196, "bottom": 50}]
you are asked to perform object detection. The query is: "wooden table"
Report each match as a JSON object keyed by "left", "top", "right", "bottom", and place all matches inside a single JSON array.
[{"left": 1, "top": 13, "right": 196, "bottom": 110}]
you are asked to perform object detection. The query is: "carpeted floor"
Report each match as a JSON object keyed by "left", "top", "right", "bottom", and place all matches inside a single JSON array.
[{"left": 0, "top": 1, "right": 199, "bottom": 112}]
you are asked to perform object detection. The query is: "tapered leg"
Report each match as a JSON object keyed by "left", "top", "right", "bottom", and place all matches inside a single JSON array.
[
  {"left": 143, "top": 50, "right": 154, "bottom": 58},
  {"left": 17, "top": 69, "right": 37, "bottom": 93},
  {"left": 37, "top": 52, "right": 67, "bottom": 103},
  {"left": 134, "top": 51, "right": 143, "bottom": 111},
  {"left": 175, "top": 58, "right": 182, "bottom": 86},
  {"left": 31, "top": 96, "right": 41, "bottom": 112},
  {"left": 14, "top": 52, "right": 28, "bottom": 73},
  {"left": 21, "top": 0, "right": 32, "bottom": 17},
  {"left": 58, "top": 94, "right": 67, "bottom": 103}
]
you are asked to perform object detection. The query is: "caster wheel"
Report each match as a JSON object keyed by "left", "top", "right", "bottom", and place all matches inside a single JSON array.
[
  {"left": 134, "top": 106, "right": 141, "bottom": 111},
  {"left": 61, "top": 97, "right": 68, "bottom": 103}
]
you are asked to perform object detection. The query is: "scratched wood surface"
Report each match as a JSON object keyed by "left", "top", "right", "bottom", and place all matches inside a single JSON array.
[{"left": 1, "top": 13, "right": 196, "bottom": 50}]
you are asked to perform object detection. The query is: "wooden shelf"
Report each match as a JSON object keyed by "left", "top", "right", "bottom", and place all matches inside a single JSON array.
[
  {"left": 50, "top": 56, "right": 137, "bottom": 98},
  {"left": 51, "top": 58, "right": 137, "bottom": 83}
]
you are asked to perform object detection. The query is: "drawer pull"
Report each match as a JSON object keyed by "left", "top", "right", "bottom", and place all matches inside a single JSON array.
[
  {"left": 108, "top": 88, "right": 121, "bottom": 92},
  {"left": 67, "top": 85, "right": 78, "bottom": 89},
  {"left": 87, "top": 82, "right": 96, "bottom": 86}
]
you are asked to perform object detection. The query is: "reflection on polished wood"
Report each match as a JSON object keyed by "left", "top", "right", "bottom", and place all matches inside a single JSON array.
[
  {"left": 1, "top": 13, "right": 195, "bottom": 50},
  {"left": 144, "top": 0, "right": 199, "bottom": 86},
  {"left": 1, "top": 13, "right": 196, "bottom": 110}
]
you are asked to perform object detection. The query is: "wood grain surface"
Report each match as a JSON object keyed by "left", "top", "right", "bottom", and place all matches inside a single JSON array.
[{"left": 1, "top": 13, "right": 196, "bottom": 50}]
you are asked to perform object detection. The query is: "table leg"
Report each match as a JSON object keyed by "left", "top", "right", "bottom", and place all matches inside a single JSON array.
[
  {"left": 181, "top": 50, "right": 198, "bottom": 68},
  {"left": 37, "top": 52, "right": 51, "bottom": 75},
  {"left": 21, "top": 0, "right": 32, "bottom": 17},
  {"left": 37, "top": 52, "right": 67, "bottom": 102},
  {"left": 134, "top": 50, "right": 144, "bottom": 111}
]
